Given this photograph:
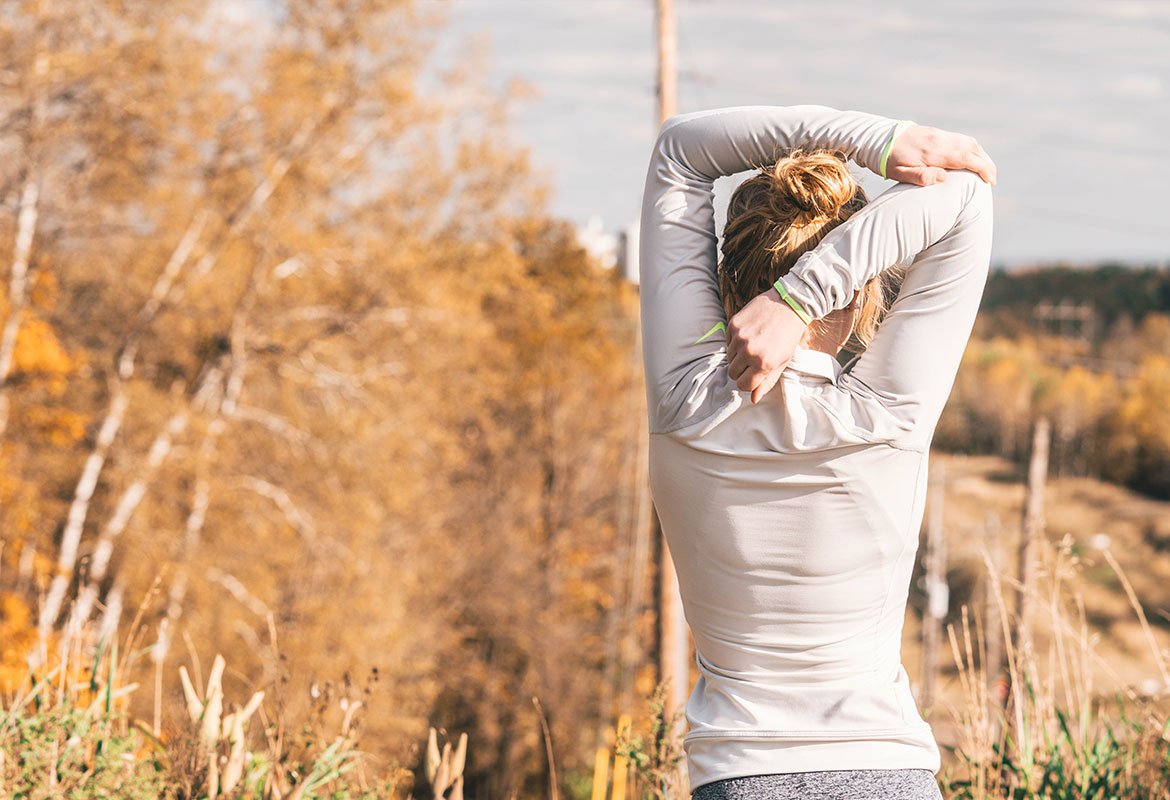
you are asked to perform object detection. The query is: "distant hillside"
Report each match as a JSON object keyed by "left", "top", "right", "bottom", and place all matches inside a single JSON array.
[{"left": 976, "top": 264, "right": 1170, "bottom": 337}]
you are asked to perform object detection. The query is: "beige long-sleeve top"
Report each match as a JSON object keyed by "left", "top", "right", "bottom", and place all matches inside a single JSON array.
[{"left": 638, "top": 106, "right": 993, "bottom": 790}]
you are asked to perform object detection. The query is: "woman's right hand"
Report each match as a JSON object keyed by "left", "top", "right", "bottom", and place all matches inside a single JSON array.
[{"left": 726, "top": 287, "right": 809, "bottom": 404}]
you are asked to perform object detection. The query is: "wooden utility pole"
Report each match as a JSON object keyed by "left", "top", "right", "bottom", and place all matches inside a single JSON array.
[
  {"left": 920, "top": 460, "right": 948, "bottom": 713},
  {"left": 983, "top": 511, "right": 1006, "bottom": 736},
  {"left": 1015, "top": 417, "right": 1050, "bottom": 660},
  {"left": 983, "top": 512, "right": 1004, "bottom": 692},
  {"left": 656, "top": 0, "right": 677, "bottom": 127},
  {"left": 653, "top": 0, "right": 689, "bottom": 728}
]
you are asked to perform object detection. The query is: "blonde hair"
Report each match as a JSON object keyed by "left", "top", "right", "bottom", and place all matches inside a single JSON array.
[{"left": 717, "top": 149, "right": 891, "bottom": 353}]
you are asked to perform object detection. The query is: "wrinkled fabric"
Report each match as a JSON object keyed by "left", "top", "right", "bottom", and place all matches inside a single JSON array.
[{"left": 638, "top": 106, "right": 993, "bottom": 791}]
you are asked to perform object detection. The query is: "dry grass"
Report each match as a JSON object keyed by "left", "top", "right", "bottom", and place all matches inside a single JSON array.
[
  {"left": 8, "top": 453, "right": 1170, "bottom": 798},
  {"left": 919, "top": 454, "right": 1170, "bottom": 798},
  {"left": 0, "top": 593, "right": 408, "bottom": 799}
]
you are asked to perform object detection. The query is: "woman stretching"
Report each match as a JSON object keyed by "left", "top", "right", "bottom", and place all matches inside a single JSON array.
[{"left": 638, "top": 106, "right": 995, "bottom": 800}]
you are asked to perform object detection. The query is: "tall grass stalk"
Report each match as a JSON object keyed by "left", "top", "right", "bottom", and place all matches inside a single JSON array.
[
  {"left": 943, "top": 536, "right": 1170, "bottom": 799},
  {"left": 0, "top": 591, "right": 406, "bottom": 798}
]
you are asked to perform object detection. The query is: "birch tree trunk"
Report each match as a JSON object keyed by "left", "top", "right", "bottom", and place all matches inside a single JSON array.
[{"left": 0, "top": 178, "right": 41, "bottom": 438}]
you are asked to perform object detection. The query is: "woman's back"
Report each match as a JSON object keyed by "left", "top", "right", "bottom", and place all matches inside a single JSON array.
[
  {"left": 651, "top": 350, "right": 938, "bottom": 784},
  {"left": 637, "top": 105, "right": 993, "bottom": 791}
]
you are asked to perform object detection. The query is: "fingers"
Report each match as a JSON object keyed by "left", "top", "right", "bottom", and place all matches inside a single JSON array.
[
  {"left": 727, "top": 349, "right": 750, "bottom": 382},
  {"left": 733, "top": 356, "right": 785, "bottom": 394},
  {"left": 735, "top": 363, "right": 760, "bottom": 392},
  {"left": 887, "top": 125, "right": 997, "bottom": 187},
  {"left": 733, "top": 358, "right": 769, "bottom": 393},
  {"left": 897, "top": 151, "right": 995, "bottom": 187},
  {"left": 750, "top": 368, "right": 783, "bottom": 404},
  {"left": 725, "top": 328, "right": 741, "bottom": 367},
  {"left": 889, "top": 165, "right": 948, "bottom": 186},
  {"left": 974, "top": 143, "right": 997, "bottom": 185},
  {"left": 954, "top": 147, "right": 997, "bottom": 186},
  {"left": 923, "top": 166, "right": 949, "bottom": 185}
]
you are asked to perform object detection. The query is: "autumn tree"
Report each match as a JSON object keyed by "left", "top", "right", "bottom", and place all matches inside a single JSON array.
[{"left": 1, "top": 0, "right": 646, "bottom": 794}]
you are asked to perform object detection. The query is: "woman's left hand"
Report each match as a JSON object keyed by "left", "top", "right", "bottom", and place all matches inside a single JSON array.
[{"left": 885, "top": 125, "right": 997, "bottom": 187}]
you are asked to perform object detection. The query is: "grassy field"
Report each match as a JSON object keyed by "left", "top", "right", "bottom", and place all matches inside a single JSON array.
[
  {"left": 909, "top": 452, "right": 1170, "bottom": 701},
  {"left": 6, "top": 451, "right": 1170, "bottom": 798},
  {"left": 897, "top": 453, "right": 1170, "bottom": 798}
]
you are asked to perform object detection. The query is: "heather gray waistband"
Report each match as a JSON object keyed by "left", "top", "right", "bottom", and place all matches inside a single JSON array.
[{"left": 691, "top": 769, "right": 943, "bottom": 800}]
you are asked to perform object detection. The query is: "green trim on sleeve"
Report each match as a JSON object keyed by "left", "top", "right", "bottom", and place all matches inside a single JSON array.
[
  {"left": 772, "top": 279, "right": 813, "bottom": 325},
  {"left": 879, "top": 120, "right": 916, "bottom": 180},
  {"left": 695, "top": 320, "right": 726, "bottom": 344}
]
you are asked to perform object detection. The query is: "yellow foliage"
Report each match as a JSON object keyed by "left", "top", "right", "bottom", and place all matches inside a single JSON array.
[
  {"left": 0, "top": 466, "right": 43, "bottom": 538},
  {"left": 1138, "top": 314, "right": 1170, "bottom": 355},
  {"left": 634, "top": 664, "right": 658, "bottom": 700},
  {"left": 29, "top": 270, "right": 60, "bottom": 308},
  {"left": 16, "top": 405, "right": 87, "bottom": 446},
  {"left": 0, "top": 592, "right": 39, "bottom": 694},
  {"left": 1053, "top": 366, "right": 1117, "bottom": 428},
  {"left": 12, "top": 315, "right": 72, "bottom": 376},
  {"left": 1118, "top": 355, "right": 1170, "bottom": 452}
]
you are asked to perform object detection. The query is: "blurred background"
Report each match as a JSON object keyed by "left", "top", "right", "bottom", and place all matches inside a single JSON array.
[{"left": 1, "top": 1, "right": 1169, "bottom": 798}]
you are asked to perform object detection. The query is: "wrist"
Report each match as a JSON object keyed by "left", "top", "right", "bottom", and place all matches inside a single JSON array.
[
  {"left": 879, "top": 120, "right": 916, "bottom": 179},
  {"left": 771, "top": 279, "right": 813, "bottom": 326}
]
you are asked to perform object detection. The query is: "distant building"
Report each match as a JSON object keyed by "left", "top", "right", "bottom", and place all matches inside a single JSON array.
[
  {"left": 575, "top": 217, "right": 642, "bottom": 285},
  {"left": 575, "top": 216, "right": 618, "bottom": 271},
  {"left": 618, "top": 221, "right": 640, "bottom": 285}
]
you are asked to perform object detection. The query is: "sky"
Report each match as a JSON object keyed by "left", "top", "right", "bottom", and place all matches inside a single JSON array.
[{"left": 437, "top": 0, "right": 1170, "bottom": 267}]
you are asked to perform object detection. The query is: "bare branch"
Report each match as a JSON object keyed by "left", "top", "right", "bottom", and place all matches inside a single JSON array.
[
  {"left": 118, "top": 210, "right": 209, "bottom": 378},
  {"left": 237, "top": 476, "right": 318, "bottom": 543},
  {"left": 152, "top": 264, "right": 257, "bottom": 666},
  {"left": 206, "top": 567, "right": 271, "bottom": 618},
  {"left": 96, "top": 580, "right": 124, "bottom": 644},
  {"left": 229, "top": 404, "right": 318, "bottom": 453}
]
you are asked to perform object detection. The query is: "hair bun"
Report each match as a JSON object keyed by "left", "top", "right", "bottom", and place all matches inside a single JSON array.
[{"left": 770, "top": 150, "right": 857, "bottom": 220}]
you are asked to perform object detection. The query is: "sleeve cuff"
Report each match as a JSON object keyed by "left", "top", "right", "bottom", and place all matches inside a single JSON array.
[
  {"left": 772, "top": 278, "right": 814, "bottom": 325},
  {"left": 879, "top": 120, "right": 916, "bottom": 179}
]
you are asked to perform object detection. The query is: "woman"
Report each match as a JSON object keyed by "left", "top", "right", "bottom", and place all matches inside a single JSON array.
[{"left": 638, "top": 106, "right": 995, "bottom": 799}]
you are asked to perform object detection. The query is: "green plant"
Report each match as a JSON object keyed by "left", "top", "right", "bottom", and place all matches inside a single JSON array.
[
  {"left": 941, "top": 537, "right": 1170, "bottom": 799},
  {"left": 615, "top": 683, "right": 687, "bottom": 800},
  {"left": 0, "top": 611, "right": 407, "bottom": 799},
  {"left": 0, "top": 637, "right": 165, "bottom": 799}
]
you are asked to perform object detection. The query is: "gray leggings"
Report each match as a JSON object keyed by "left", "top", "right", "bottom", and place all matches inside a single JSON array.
[{"left": 691, "top": 769, "right": 943, "bottom": 800}]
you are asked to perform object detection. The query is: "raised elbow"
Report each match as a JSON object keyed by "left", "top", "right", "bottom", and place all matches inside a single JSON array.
[{"left": 950, "top": 169, "right": 993, "bottom": 212}]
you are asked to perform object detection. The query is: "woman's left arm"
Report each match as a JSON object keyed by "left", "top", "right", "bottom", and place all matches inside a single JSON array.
[{"left": 640, "top": 105, "right": 906, "bottom": 434}]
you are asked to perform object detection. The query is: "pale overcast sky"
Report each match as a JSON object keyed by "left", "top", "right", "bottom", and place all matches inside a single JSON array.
[{"left": 438, "top": 0, "right": 1170, "bottom": 267}]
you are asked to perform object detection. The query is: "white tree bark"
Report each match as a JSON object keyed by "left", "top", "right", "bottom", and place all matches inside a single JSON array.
[
  {"left": 65, "top": 405, "right": 192, "bottom": 635},
  {"left": 37, "top": 387, "right": 128, "bottom": 640},
  {"left": 118, "top": 210, "right": 208, "bottom": 378},
  {"left": 96, "top": 579, "right": 124, "bottom": 644},
  {"left": 37, "top": 208, "right": 209, "bottom": 640},
  {"left": 0, "top": 177, "right": 41, "bottom": 438},
  {"left": 37, "top": 94, "right": 348, "bottom": 646},
  {"left": 152, "top": 276, "right": 252, "bottom": 667}
]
